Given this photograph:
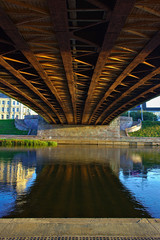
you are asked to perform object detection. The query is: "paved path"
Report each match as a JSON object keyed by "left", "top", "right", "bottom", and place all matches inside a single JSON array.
[{"left": 0, "top": 218, "right": 160, "bottom": 239}]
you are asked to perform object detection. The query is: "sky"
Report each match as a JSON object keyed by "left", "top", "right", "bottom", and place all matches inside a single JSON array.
[{"left": 146, "top": 96, "right": 160, "bottom": 108}]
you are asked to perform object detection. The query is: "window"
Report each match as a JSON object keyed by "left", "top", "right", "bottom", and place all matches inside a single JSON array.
[
  {"left": 7, "top": 101, "right": 10, "bottom": 104},
  {"left": 16, "top": 115, "right": 18, "bottom": 119},
  {"left": 2, "top": 107, "right": 4, "bottom": 112},
  {"left": 12, "top": 115, "right": 14, "bottom": 119},
  {"left": 17, "top": 102, "right": 19, "bottom": 105},
  {"left": 7, "top": 108, "right": 9, "bottom": 112},
  {"left": 13, "top": 101, "right": 15, "bottom": 105},
  {"left": 6, "top": 115, "right": 9, "bottom": 119},
  {"left": 1, "top": 115, "right": 4, "bottom": 119},
  {"left": 17, "top": 108, "right": 19, "bottom": 112},
  {"left": 2, "top": 100, "right": 5, "bottom": 104},
  {"left": 12, "top": 108, "right": 15, "bottom": 112}
]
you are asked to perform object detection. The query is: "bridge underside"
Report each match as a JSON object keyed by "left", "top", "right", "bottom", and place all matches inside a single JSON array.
[{"left": 0, "top": 0, "right": 160, "bottom": 125}]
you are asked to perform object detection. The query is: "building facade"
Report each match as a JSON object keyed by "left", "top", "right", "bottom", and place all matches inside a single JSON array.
[{"left": 0, "top": 93, "right": 37, "bottom": 119}]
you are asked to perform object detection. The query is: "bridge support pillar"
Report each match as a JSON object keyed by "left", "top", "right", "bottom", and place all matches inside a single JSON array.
[{"left": 37, "top": 118, "right": 120, "bottom": 140}]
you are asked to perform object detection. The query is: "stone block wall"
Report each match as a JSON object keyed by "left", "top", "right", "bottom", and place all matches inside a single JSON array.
[
  {"left": 125, "top": 119, "right": 142, "bottom": 135},
  {"left": 15, "top": 115, "right": 38, "bottom": 135},
  {"left": 120, "top": 116, "right": 133, "bottom": 130},
  {"left": 37, "top": 118, "right": 120, "bottom": 140}
]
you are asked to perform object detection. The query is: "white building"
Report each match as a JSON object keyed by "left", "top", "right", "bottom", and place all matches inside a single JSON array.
[{"left": 0, "top": 93, "right": 37, "bottom": 119}]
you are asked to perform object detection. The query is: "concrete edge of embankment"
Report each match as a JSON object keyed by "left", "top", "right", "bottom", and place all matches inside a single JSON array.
[
  {"left": 1, "top": 135, "right": 160, "bottom": 146},
  {"left": 0, "top": 218, "right": 160, "bottom": 238},
  {"left": 55, "top": 139, "right": 160, "bottom": 146}
]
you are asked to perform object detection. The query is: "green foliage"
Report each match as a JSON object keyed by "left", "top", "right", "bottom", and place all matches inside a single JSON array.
[
  {"left": 129, "top": 121, "right": 160, "bottom": 137},
  {"left": 121, "top": 111, "right": 157, "bottom": 121},
  {"left": 0, "top": 139, "right": 57, "bottom": 147},
  {"left": 0, "top": 119, "right": 28, "bottom": 135}
]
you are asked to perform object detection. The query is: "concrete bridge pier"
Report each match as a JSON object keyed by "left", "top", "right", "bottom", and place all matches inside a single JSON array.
[{"left": 37, "top": 118, "right": 120, "bottom": 141}]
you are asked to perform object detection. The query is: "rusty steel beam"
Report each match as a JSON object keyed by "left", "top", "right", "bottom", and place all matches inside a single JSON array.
[
  {"left": 72, "top": 20, "right": 109, "bottom": 33},
  {"left": 82, "top": 0, "right": 136, "bottom": 124},
  {"left": 0, "top": 7, "right": 72, "bottom": 124},
  {"left": 3, "top": 0, "right": 48, "bottom": 15},
  {"left": 97, "top": 66, "right": 160, "bottom": 124},
  {"left": 48, "top": 0, "right": 77, "bottom": 124},
  {"left": 102, "top": 82, "right": 160, "bottom": 125},
  {"left": 88, "top": 31, "right": 160, "bottom": 124},
  {"left": 0, "top": 56, "right": 61, "bottom": 124},
  {"left": 0, "top": 77, "right": 55, "bottom": 123},
  {"left": 85, "top": 0, "right": 111, "bottom": 12},
  {"left": 70, "top": 32, "right": 99, "bottom": 48}
]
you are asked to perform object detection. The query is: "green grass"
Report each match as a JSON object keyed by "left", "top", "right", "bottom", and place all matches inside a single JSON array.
[
  {"left": 129, "top": 121, "right": 160, "bottom": 137},
  {"left": 0, "top": 119, "right": 28, "bottom": 135},
  {"left": 0, "top": 139, "right": 57, "bottom": 147}
]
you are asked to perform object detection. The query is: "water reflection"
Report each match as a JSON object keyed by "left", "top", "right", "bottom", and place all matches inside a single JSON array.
[
  {"left": 0, "top": 146, "right": 160, "bottom": 218},
  {"left": 120, "top": 148, "right": 160, "bottom": 218},
  {"left": 0, "top": 150, "right": 36, "bottom": 217}
]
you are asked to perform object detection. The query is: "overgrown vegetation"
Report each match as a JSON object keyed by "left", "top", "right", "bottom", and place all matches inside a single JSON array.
[
  {"left": 121, "top": 111, "right": 157, "bottom": 121},
  {"left": 0, "top": 139, "right": 57, "bottom": 147},
  {"left": 0, "top": 119, "right": 28, "bottom": 135},
  {"left": 129, "top": 121, "right": 160, "bottom": 137}
]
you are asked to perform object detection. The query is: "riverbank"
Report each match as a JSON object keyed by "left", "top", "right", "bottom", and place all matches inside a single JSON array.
[
  {"left": 129, "top": 121, "right": 160, "bottom": 137},
  {"left": 0, "top": 134, "right": 160, "bottom": 146},
  {"left": 0, "top": 218, "right": 160, "bottom": 238},
  {"left": 0, "top": 119, "right": 28, "bottom": 135},
  {"left": 0, "top": 138, "right": 57, "bottom": 147}
]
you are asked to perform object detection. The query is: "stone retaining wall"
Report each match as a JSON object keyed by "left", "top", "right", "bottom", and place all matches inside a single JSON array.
[
  {"left": 125, "top": 119, "right": 142, "bottom": 136},
  {"left": 37, "top": 118, "right": 120, "bottom": 140},
  {"left": 1, "top": 134, "right": 160, "bottom": 146},
  {"left": 15, "top": 119, "right": 29, "bottom": 131},
  {"left": 15, "top": 115, "right": 38, "bottom": 135},
  {"left": 120, "top": 116, "right": 133, "bottom": 130}
]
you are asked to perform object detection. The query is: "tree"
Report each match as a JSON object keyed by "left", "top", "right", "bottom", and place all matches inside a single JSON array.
[{"left": 121, "top": 111, "right": 157, "bottom": 121}]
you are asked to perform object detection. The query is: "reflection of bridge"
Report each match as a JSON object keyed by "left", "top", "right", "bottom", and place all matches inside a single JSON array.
[
  {"left": 7, "top": 147, "right": 150, "bottom": 218},
  {"left": 0, "top": 0, "right": 160, "bottom": 125}
]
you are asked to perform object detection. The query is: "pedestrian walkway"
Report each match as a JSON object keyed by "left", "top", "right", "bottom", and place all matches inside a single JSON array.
[{"left": 0, "top": 218, "right": 160, "bottom": 239}]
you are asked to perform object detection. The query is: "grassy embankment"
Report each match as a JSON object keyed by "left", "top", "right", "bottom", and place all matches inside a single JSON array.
[
  {"left": 0, "top": 119, "right": 28, "bottom": 135},
  {"left": 129, "top": 121, "right": 160, "bottom": 137},
  {"left": 0, "top": 139, "right": 57, "bottom": 147},
  {"left": 0, "top": 119, "right": 57, "bottom": 146}
]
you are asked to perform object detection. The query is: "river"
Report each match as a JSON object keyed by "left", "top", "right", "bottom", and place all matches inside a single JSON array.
[{"left": 0, "top": 145, "right": 160, "bottom": 218}]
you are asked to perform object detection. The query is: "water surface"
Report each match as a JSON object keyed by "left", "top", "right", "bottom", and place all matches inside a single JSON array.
[{"left": 0, "top": 146, "right": 160, "bottom": 218}]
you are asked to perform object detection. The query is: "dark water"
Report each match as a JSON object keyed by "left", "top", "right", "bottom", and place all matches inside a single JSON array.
[{"left": 0, "top": 145, "right": 160, "bottom": 218}]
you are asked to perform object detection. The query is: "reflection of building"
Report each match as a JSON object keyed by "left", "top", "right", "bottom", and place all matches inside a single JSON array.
[
  {"left": 0, "top": 161, "right": 35, "bottom": 194},
  {"left": 0, "top": 93, "right": 37, "bottom": 119},
  {"left": 120, "top": 150, "right": 148, "bottom": 178}
]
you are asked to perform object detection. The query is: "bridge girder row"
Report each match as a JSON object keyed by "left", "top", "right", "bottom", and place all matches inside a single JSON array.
[{"left": 0, "top": 0, "right": 160, "bottom": 124}]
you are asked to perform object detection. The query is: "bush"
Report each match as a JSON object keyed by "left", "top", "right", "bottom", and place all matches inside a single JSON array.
[
  {"left": 0, "top": 139, "right": 57, "bottom": 147},
  {"left": 129, "top": 121, "right": 160, "bottom": 137},
  {"left": 121, "top": 111, "right": 157, "bottom": 121}
]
